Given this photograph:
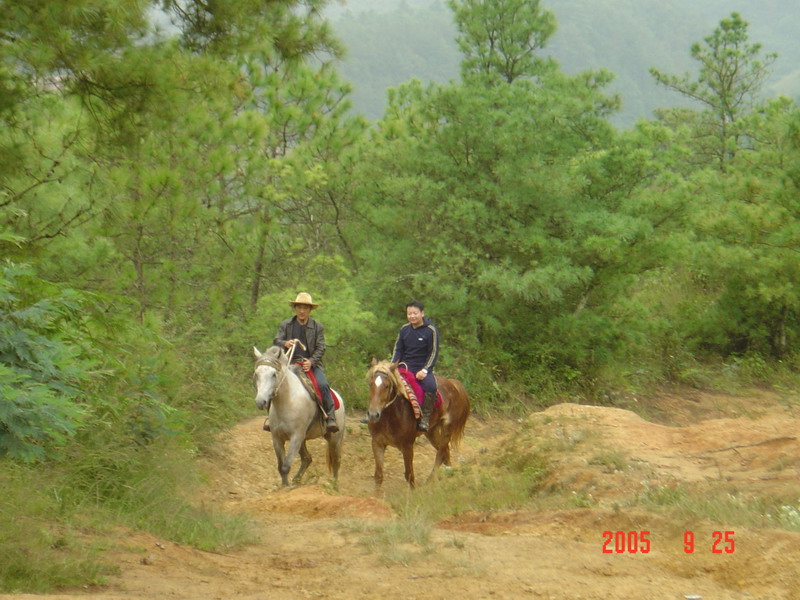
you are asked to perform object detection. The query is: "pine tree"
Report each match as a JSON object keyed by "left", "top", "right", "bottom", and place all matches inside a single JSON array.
[{"left": 650, "top": 12, "right": 777, "bottom": 170}]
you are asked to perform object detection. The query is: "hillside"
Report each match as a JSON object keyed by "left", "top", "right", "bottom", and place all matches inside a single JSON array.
[{"left": 328, "top": 0, "right": 800, "bottom": 126}]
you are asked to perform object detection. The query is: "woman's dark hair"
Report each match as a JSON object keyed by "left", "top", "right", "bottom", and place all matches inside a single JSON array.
[{"left": 406, "top": 301, "right": 424, "bottom": 311}]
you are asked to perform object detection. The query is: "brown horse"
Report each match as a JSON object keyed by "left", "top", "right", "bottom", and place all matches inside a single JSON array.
[{"left": 366, "top": 359, "right": 469, "bottom": 487}]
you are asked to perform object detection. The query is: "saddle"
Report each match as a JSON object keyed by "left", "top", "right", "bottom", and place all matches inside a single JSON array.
[
  {"left": 397, "top": 368, "right": 442, "bottom": 411},
  {"left": 381, "top": 368, "right": 423, "bottom": 419},
  {"left": 289, "top": 363, "right": 341, "bottom": 410}
]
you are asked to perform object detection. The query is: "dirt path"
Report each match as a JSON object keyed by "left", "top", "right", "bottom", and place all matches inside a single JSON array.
[{"left": 3, "top": 390, "right": 800, "bottom": 600}]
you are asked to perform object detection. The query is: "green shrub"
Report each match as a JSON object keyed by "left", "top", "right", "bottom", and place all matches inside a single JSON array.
[{"left": 0, "top": 263, "right": 91, "bottom": 461}]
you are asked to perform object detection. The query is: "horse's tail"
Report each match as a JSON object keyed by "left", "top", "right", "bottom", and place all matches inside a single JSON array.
[
  {"left": 446, "top": 379, "right": 470, "bottom": 450},
  {"left": 326, "top": 433, "right": 343, "bottom": 477},
  {"left": 326, "top": 443, "right": 335, "bottom": 475}
]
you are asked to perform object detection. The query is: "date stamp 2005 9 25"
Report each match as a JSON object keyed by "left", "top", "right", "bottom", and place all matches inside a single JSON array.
[{"left": 601, "top": 530, "right": 735, "bottom": 554}]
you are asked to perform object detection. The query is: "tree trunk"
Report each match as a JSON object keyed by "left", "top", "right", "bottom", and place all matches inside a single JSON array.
[{"left": 250, "top": 210, "right": 271, "bottom": 308}]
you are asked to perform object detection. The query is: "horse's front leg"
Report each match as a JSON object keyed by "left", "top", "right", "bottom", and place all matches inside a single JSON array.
[
  {"left": 292, "top": 441, "right": 313, "bottom": 484},
  {"left": 278, "top": 434, "right": 304, "bottom": 486},
  {"left": 272, "top": 437, "right": 289, "bottom": 487},
  {"left": 401, "top": 443, "right": 416, "bottom": 488},
  {"left": 371, "top": 437, "right": 386, "bottom": 489}
]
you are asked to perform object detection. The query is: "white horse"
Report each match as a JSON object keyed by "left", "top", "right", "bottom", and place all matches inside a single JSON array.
[{"left": 253, "top": 346, "right": 345, "bottom": 486}]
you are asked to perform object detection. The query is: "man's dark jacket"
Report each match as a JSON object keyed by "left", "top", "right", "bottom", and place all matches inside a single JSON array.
[
  {"left": 273, "top": 316, "right": 326, "bottom": 367},
  {"left": 391, "top": 316, "right": 439, "bottom": 373}
]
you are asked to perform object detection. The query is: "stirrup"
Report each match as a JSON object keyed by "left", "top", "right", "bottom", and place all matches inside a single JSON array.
[{"left": 263, "top": 419, "right": 270, "bottom": 432}]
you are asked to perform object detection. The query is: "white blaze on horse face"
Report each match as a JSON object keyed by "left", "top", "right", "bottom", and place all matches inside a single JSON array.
[
  {"left": 367, "top": 373, "right": 387, "bottom": 421},
  {"left": 254, "top": 365, "right": 277, "bottom": 410}
]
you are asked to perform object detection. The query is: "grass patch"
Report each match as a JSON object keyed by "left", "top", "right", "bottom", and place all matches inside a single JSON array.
[
  {"left": 376, "top": 430, "right": 554, "bottom": 523},
  {"left": 588, "top": 450, "right": 629, "bottom": 473},
  {"left": 342, "top": 502, "right": 434, "bottom": 565},
  {"left": 0, "top": 464, "right": 115, "bottom": 593},
  {"left": 342, "top": 439, "right": 555, "bottom": 564},
  {"left": 0, "top": 439, "right": 256, "bottom": 594},
  {"left": 103, "top": 451, "right": 255, "bottom": 552},
  {"left": 636, "top": 481, "right": 800, "bottom": 532},
  {"left": 393, "top": 466, "right": 541, "bottom": 521},
  {"left": 772, "top": 500, "right": 800, "bottom": 531},
  {"left": 57, "top": 432, "right": 258, "bottom": 552},
  {"left": 0, "top": 528, "right": 113, "bottom": 593}
]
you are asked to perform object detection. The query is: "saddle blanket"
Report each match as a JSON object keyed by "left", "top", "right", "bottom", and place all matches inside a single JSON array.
[
  {"left": 296, "top": 364, "right": 341, "bottom": 410},
  {"left": 331, "top": 389, "right": 342, "bottom": 410},
  {"left": 397, "top": 368, "right": 442, "bottom": 409}
]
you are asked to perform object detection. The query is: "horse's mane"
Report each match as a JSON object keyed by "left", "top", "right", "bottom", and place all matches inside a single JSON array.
[
  {"left": 256, "top": 346, "right": 306, "bottom": 382},
  {"left": 264, "top": 345, "right": 282, "bottom": 359},
  {"left": 255, "top": 345, "right": 284, "bottom": 367},
  {"left": 368, "top": 360, "right": 410, "bottom": 400},
  {"left": 255, "top": 346, "right": 316, "bottom": 399}
]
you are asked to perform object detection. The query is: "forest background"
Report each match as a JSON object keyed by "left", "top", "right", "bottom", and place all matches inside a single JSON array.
[
  {"left": 329, "top": 0, "right": 800, "bottom": 126},
  {"left": 2, "top": 0, "right": 800, "bottom": 592}
]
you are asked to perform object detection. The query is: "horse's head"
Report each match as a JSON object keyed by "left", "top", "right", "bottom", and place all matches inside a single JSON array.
[
  {"left": 253, "top": 346, "right": 288, "bottom": 410},
  {"left": 367, "top": 358, "right": 402, "bottom": 423}
]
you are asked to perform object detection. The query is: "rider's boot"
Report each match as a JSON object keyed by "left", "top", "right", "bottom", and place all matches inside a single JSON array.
[
  {"left": 322, "top": 388, "right": 339, "bottom": 433},
  {"left": 417, "top": 392, "right": 436, "bottom": 432}
]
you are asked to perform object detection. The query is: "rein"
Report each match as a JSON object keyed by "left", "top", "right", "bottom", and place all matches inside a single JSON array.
[
  {"left": 255, "top": 346, "right": 299, "bottom": 430},
  {"left": 255, "top": 339, "right": 310, "bottom": 399},
  {"left": 372, "top": 370, "right": 399, "bottom": 410},
  {"left": 255, "top": 343, "right": 298, "bottom": 401}
]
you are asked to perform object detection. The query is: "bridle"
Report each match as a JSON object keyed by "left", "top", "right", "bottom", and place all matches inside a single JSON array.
[
  {"left": 254, "top": 342, "right": 305, "bottom": 402},
  {"left": 370, "top": 369, "right": 399, "bottom": 410},
  {"left": 254, "top": 357, "right": 287, "bottom": 398}
]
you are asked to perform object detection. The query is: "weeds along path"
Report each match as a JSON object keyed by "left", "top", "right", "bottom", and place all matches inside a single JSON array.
[{"left": 3, "top": 389, "right": 800, "bottom": 600}]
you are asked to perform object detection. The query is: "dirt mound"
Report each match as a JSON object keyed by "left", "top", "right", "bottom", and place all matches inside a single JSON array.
[
  {"left": 3, "top": 389, "right": 800, "bottom": 600},
  {"left": 527, "top": 401, "right": 799, "bottom": 498}
]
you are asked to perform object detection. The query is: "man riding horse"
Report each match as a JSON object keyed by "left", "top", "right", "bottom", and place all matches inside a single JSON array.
[
  {"left": 391, "top": 300, "right": 439, "bottom": 431},
  {"left": 263, "top": 292, "right": 338, "bottom": 434}
]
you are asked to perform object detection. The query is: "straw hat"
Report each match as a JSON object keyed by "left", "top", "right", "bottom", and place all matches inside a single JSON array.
[{"left": 289, "top": 292, "right": 319, "bottom": 309}]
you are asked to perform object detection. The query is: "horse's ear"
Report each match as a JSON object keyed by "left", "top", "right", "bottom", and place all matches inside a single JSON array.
[
  {"left": 253, "top": 347, "right": 262, "bottom": 358},
  {"left": 389, "top": 361, "right": 399, "bottom": 372},
  {"left": 370, "top": 357, "right": 378, "bottom": 367}
]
